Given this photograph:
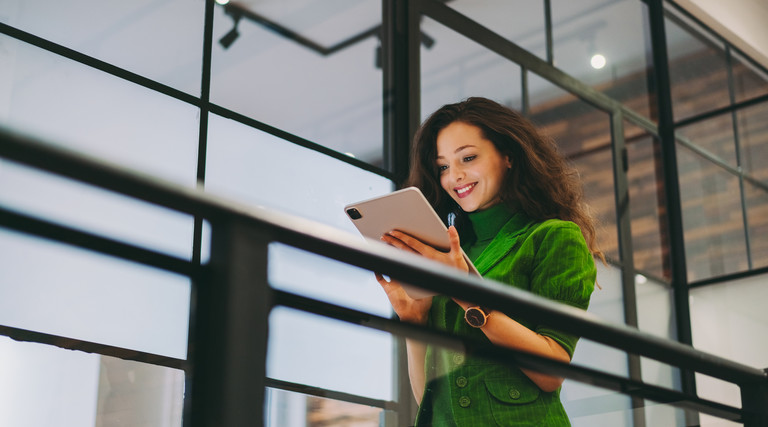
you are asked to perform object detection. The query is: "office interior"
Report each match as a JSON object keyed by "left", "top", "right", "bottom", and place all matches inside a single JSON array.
[{"left": 0, "top": 0, "right": 767, "bottom": 426}]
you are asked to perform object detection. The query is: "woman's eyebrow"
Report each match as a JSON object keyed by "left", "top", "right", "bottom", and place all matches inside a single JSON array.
[{"left": 436, "top": 144, "right": 476, "bottom": 159}]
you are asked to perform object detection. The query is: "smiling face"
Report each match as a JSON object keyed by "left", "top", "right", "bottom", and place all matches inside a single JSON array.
[{"left": 436, "top": 121, "right": 511, "bottom": 213}]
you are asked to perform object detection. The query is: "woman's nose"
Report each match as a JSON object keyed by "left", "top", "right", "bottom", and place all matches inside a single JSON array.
[{"left": 450, "top": 166, "right": 464, "bottom": 182}]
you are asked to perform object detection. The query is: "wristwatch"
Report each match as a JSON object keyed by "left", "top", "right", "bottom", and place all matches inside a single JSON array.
[{"left": 464, "top": 306, "right": 491, "bottom": 328}]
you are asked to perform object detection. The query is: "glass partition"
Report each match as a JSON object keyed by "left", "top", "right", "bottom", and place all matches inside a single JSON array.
[
  {"left": 551, "top": 0, "right": 653, "bottom": 120},
  {"left": 0, "top": 34, "right": 200, "bottom": 188},
  {"left": 690, "top": 272, "right": 768, "bottom": 415},
  {"left": 209, "top": 0, "right": 384, "bottom": 165},
  {"left": 665, "top": 7, "right": 730, "bottom": 122},
  {"left": 445, "top": 0, "right": 547, "bottom": 61},
  {"left": 731, "top": 50, "right": 768, "bottom": 103},
  {"left": 420, "top": 15, "right": 523, "bottom": 121},
  {"left": 0, "top": 337, "right": 184, "bottom": 427},
  {"left": 0, "top": 228, "right": 191, "bottom": 359},
  {"left": 204, "top": 113, "right": 395, "bottom": 400},
  {"left": 626, "top": 125, "right": 668, "bottom": 281},
  {"left": 676, "top": 142, "right": 748, "bottom": 281},
  {"left": 0, "top": 0, "right": 205, "bottom": 94}
]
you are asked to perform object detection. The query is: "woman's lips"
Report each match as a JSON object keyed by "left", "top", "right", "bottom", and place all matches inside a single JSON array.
[{"left": 454, "top": 183, "right": 476, "bottom": 199}]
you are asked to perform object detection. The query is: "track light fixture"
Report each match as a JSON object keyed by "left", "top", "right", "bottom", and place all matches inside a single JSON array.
[{"left": 219, "top": 13, "right": 241, "bottom": 49}]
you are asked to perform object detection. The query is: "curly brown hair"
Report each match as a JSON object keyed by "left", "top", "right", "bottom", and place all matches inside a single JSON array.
[{"left": 405, "top": 97, "right": 603, "bottom": 261}]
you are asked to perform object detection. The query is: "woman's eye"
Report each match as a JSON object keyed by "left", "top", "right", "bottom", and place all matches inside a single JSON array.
[
  {"left": 463, "top": 155, "right": 476, "bottom": 162},
  {"left": 437, "top": 165, "right": 448, "bottom": 173}
]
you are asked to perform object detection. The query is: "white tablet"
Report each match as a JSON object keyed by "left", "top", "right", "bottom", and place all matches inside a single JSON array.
[{"left": 344, "top": 187, "right": 479, "bottom": 298}]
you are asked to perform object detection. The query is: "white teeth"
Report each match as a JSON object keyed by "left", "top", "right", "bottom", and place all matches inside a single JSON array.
[{"left": 456, "top": 184, "right": 475, "bottom": 194}]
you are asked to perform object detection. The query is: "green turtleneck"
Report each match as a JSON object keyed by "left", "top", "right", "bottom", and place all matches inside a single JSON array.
[{"left": 464, "top": 203, "right": 515, "bottom": 263}]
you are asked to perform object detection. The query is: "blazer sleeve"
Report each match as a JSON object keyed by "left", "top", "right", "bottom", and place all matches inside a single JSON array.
[{"left": 528, "top": 220, "right": 597, "bottom": 358}]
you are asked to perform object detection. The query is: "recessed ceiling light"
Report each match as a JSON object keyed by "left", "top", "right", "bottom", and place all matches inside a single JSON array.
[
  {"left": 590, "top": 54, "right": 607, "bottom": 69},
  {"left": 216, "top": 0, "right": 230, "bottom": 5}
]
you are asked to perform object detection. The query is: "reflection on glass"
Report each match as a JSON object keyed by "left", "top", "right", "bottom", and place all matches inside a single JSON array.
[
  {"left": 266, "top": 387, "right": 382, "bottom": 427},
  {"left": 0, "top": 0, "right": 205, "bottom": 94},
  {"left": 446, "top": 0, "right": 546, "bottom": 60},
  {"left": 420, "top": 16, "right": 522, "bottom": 122},
  {"left": 0, "top": 337, "right": 184, "bottom": 427},
  {"left": 731, "top": 50, "right": 768, "bottom": 103},
  {"left": 665, "top": 9, "right": 730, "bottom": 122},
  {"left": 0, "top": 35, "right": 201, "bottom": 188},
  {"left": 626, "top": 125, "right": 668, "bottom": 280},
  {"left": 267, "top": 307, "right": 393, "bottom": 401},
  {"left": 527, "top": 74, "right": 618, "bottom": 261},
  {"left": 676, "top": 143, "right": 748, "bottom": 282},
  {"left": 551, "top": 0, "right": 653, "bottom": 120},
  {"left": 736, "top": 101, "right": 768, "bottom": 183},
  {"left": 209, "top": 1, "right": 383, "bottom": 164},
  {"left": 744, "top": 180, "right": 768, "bottom": 269},
  {"left": 677, "top": 111, "right": 737, "bottom": 168}
]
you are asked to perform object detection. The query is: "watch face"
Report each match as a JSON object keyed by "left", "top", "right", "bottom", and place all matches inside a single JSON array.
[{"left": 465, "top": 307, "right": 486, "bottom": 327}]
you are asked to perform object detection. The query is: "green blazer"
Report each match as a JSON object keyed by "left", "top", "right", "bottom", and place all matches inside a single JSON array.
[{"left": 414, "top": 212, "right": 596, "bottom": 426}]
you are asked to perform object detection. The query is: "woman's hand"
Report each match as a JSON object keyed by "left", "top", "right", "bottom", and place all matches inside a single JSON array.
[
  {"left": 375, "top": 273, "right": 432, "bottom": 325},
  {"left": 381, "top": 226, "right": 469, "bottom": 273},
  {"left": 375, "top": 226, "right": 468, "bottom": 324}
]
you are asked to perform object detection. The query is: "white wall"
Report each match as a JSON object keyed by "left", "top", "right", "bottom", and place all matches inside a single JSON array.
[{"left": 676, "top": 0, "right": 768, "bottom": 67}]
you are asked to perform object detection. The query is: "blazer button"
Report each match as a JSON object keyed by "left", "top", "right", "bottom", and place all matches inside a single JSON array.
[
  {"left": 509, "top": 388, "right": 521, "bottom": 399},
  {"left": 456, "top": 376, "right": 468, "bottom": 388},
  {"left": 452, "top": 353, "right": 465, "bottom": 365},
  {"left": 458, "top": 396, "right": 471, "bottom": 408}
]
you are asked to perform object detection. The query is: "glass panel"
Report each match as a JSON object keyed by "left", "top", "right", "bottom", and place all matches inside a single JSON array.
[
  {"left": 731, "top": 50, "right": 768, "bottom": 103},
  {"left": 420, "top": 16, "right": 522, "bottom": 122},
  {"left": 528, "top": 75, "right": 619, "bottom": 262},
  {"left": 677, "top": 143, "right": 748, "bottom": 282},
  {"left": 0, "top": 0, "right": 204, "bottom": 95},
  {"left": 677, "top": 112, "right": 737, "bottom": 168},
  {"left": 0, "top": 162, "right": 195, "bottom": 259},
  {"left": 744, "top": 180, "right": 768, "bottom": 270},
  {"left": 446, "top": 0, "right": 547, "bottom": 60},
  {"left": 0, "top": 229, "right": 191, "bottom": 359},
  {"left": 266, "top": 388, "right": 382, "bottom": 427},
  {"left": 563, "top": 263, "right": 631, "bottom": 427},
  {"left": 0, "top": 34, "right": 200, "bottom": 188},
  {"left": 267, "top": 307, "right": 393, "bottom": 401},
  {"left": 690, "top": 273, "right": 768, "bottom": 408},
  {"left": 635, "top": 276, "right": 681, "bottom": 425},
  {"left": 209, "top": 1, "right": 383, "bottom": 165},
  {"left": 665, "top": 8, "right": 730, "bottom": 122},
  {"left": 0, "top": 337, "right": 184, "bottom": 427},
  {"left": 736, "top": 101, "right": 768, "bottom": 184},
  {"left": 205, "top": 114, "right": 395, "bottom": 400},
  {"left": 551, "top": 0, "right": 653, "bottom": 120},
  {"left": 626, "top": 124, "right": 669, "bottom": 280},
  {"left": 95, "top": 356, "right": 184, "bottom": 426}
]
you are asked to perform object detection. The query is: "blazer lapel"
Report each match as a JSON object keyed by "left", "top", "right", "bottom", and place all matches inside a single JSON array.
[{"left": 473, "top": 212, "right": 534, "bottom": 276}]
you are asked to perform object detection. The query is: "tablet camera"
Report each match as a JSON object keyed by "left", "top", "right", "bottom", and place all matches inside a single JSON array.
[{"left": 346, "top": 208, "right": 362, "bottom": 220}]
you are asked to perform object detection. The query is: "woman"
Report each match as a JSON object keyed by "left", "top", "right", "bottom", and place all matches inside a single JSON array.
[{"left": 376, "top": 97, "right": 602, "bottom": 426}]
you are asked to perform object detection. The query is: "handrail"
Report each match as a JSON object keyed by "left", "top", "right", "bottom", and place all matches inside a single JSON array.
[{"left": 1, "top": 125, "right": 767, "bottom": 422}]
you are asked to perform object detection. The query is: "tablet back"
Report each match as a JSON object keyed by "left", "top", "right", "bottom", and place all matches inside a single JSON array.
[{"left": 344, "top": 187, "right": 450, "bottom": 251}]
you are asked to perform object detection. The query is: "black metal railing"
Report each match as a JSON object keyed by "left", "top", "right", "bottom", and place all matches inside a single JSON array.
[{"left": 1, "top": 126, "right": 766, "bottom": 426}]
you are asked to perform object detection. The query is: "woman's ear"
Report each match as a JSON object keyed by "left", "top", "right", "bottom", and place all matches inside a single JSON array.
[{"left": 505, "top": 156, "right": 512, "bottom": 169}]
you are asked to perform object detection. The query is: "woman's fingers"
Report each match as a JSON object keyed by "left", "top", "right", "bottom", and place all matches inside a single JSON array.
[{"left": 381, "top": 232, "right": 421, "bottom": 254}]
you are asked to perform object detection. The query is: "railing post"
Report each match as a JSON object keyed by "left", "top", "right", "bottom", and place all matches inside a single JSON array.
[
  {"left": 186, "top": 218, "right": 272, "bottom": 427},
  {"left": 741, "top": 372, "right": 768, "bottom": 427}
]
